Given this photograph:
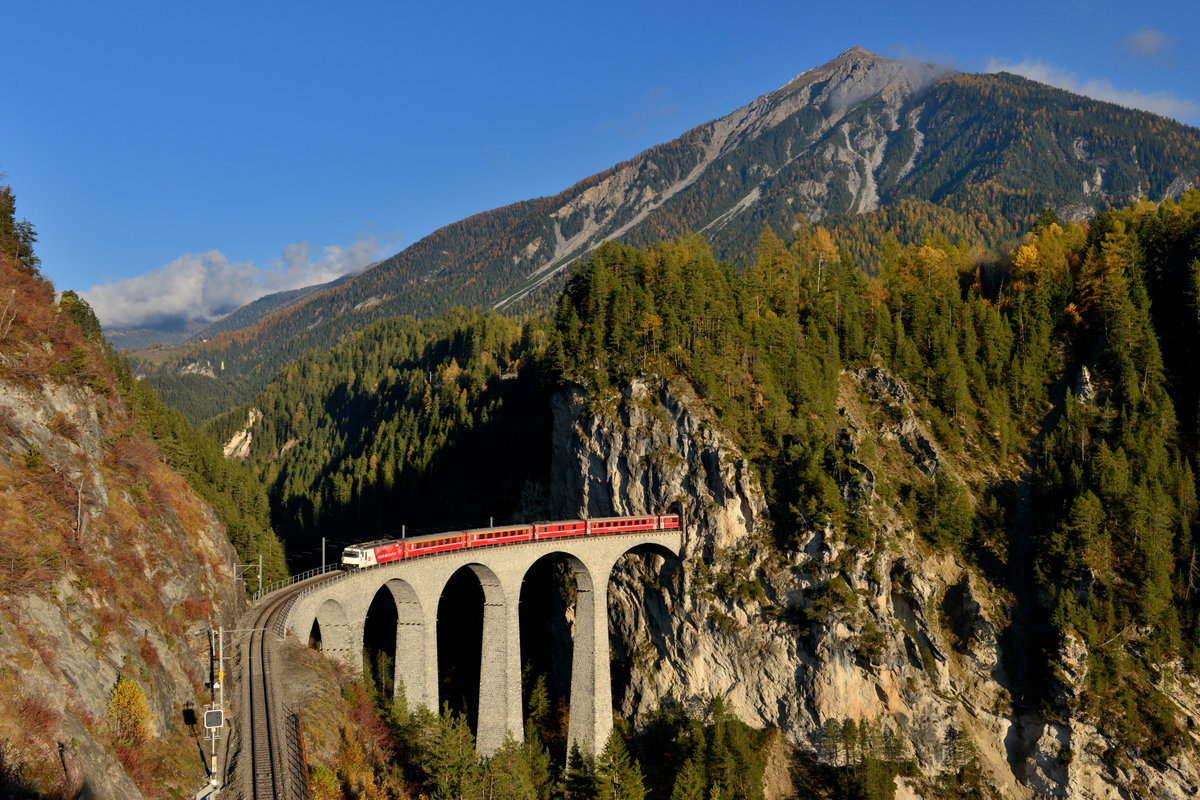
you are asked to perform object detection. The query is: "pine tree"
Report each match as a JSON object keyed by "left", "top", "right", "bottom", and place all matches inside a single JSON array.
[
  {"left": 482, "top": 735, "right": 537, "bottom": 800},
  {"left": 522, "top": 720, "right": 554, "bottom": 800},
  {"left": 428, "top": 709, "right": 483, "bottom": 800},
  {"left": 595, "top": 730, "right": 645, "bottom": 800},
  {"left": 669, "top": 755, "right": 706, "bottom": 800},
  {"left": 564, "top": 744, "right": 597, "bottom": 800}
]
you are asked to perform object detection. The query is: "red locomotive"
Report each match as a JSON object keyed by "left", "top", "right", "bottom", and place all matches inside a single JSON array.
[{"left": 340, "top": 514, "right": 681, "bottom": 569}]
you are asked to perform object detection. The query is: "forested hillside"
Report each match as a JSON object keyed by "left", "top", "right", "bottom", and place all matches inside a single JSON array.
[
  {"left": 134, "top": 50, "right": 1200, "bottom": 430},
  {"left": 205, "top": 309, "right": 555, "bottom": 553}
]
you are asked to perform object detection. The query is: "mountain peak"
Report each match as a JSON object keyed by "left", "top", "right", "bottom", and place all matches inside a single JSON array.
[
  {"left": 773, "top": 45, "right": 948, "bottom": 106},
  {"left": 834, "top": 45, "right": 885, "bottom": 63}
]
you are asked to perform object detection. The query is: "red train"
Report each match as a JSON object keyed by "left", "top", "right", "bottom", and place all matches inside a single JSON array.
[{"left": 340, "top": 514, "right": 681, "bottom": 569}]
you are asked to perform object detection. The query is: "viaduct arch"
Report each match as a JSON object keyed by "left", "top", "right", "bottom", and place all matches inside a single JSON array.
[{"left": 282, "top": 529, "right": 682, "bottom": 756}]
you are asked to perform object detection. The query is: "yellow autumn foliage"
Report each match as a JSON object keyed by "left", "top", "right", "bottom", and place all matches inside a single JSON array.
[{"left": 107, "top": 674, "right": 154, "bottom": 745}]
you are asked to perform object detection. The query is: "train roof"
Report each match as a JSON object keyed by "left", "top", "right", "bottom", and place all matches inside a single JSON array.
[
  {"left": 344, "top": 514, "right": 679, "bottom": 550},
  {"left": 343, "top": 539, "right": 403, "bottom": 550},
  {"left": 586, "top": 513, "right": 672, "bottom": 522}
]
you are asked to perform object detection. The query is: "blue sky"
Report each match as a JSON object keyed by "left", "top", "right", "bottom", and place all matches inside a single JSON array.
[{"left": 3, "top": 0, "right": 1198, "bottom": 330}]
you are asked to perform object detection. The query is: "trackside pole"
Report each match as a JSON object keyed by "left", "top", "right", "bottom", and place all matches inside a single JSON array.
[{"left": 218, "top": 626, "right": 225, "bottom": 708}]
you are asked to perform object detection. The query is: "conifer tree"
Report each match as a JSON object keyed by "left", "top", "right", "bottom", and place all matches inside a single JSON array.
[
  {"left": 564, "top": 744, "right": 597, "bottom": 800},
  {"left": 428, "top": 709, "right": 483, "bottom": 800},
  {"left": 669, "top": 755, "right": 706, "bottom": 800},
  {"left": 483, "top": 735, "right": 537, "bottom": 800},
  {"left": 595, "top": 730, "right": 645, "bottom": 800}
]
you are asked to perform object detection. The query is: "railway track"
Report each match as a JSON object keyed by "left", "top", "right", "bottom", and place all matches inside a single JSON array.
[{"left": 244, "top": 574, "right": 338, "bottom": 800}]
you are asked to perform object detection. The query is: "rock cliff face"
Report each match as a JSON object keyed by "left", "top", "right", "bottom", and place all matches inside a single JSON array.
[
  {"left": 548, "top": 373, "right": 1200, "bottom": 799},
  {"left": 0, "top": 298, "right": 244, "bottom": 797}
]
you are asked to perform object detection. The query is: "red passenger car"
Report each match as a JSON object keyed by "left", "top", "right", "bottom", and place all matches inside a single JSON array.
[
  {"left": 340, "top": 513, "right": 682, "bottom": 569},
  {"left": 468, "top": 525, "right": 535, "bottom": 547},
  {"left": 534, "top": 520, "right": 587, "bottom": 540},
  {"left": 405, "top": 533, "right": 467, "bottom": 557}
]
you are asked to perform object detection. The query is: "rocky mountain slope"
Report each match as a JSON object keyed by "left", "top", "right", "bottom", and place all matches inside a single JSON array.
[
  {"left": 0, "top": 218, "right": 248, "bottom": 798},
  {"left": 547, "top": 373, "right": 1200, "bottom": 799},
  {"left": 139, "top": 46, "right": 1200, "bottom": 427}
]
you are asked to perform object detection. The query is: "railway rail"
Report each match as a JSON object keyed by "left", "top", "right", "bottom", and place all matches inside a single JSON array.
[{"left": 243, "top": 572, "right": 339, "bottom": 799}]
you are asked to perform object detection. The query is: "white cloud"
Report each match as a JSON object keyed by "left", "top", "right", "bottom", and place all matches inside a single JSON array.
[
  {"left": 262, "top": 236, "right": 382, "bottom": 294},
  {"left": 986, "top": 58, "right": 1198, "bottom": 121},
  {"left": 84, "top": 235, "right": 384, "bottom": 330},
  {"left": 1122, "top": 28, "right": 1175, "bottom": 61}
]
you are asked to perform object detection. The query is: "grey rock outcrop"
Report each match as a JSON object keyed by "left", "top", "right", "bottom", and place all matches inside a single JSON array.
[{"left": 547, "top": 371, "right": 1200, "bottom": 799}]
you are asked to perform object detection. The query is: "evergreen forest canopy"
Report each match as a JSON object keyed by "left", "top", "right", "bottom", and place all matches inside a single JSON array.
[{"left": 205, "top": 309, "right": 557, "bottom": 555}]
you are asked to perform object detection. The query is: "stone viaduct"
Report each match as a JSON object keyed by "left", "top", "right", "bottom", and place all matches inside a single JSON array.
[{"left": 281, "top": 529, "right": 682, "bottom": 756}]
